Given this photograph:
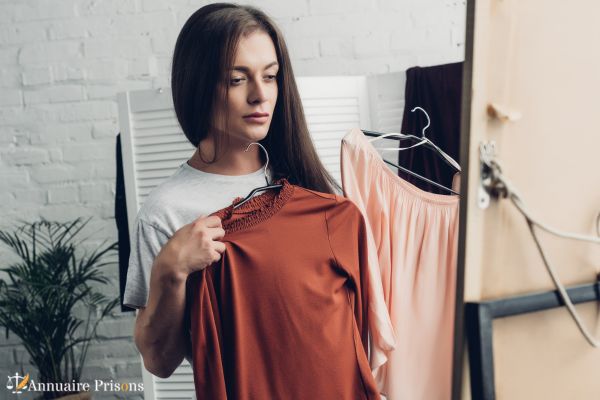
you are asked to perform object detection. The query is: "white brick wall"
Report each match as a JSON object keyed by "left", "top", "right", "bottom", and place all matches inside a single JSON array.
[{"left": 0, "top": 0, "right": 465, "bottom": 398}]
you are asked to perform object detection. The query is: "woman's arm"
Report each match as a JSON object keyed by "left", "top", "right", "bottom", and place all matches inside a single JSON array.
[
  {"left": 133, "top": 215, "right": 226, "bottom": 378},
  {"left": 134, "top": 255, "right": 188, "bottom": 378}
]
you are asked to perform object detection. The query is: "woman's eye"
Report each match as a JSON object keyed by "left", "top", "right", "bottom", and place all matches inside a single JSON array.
[
  {"left": 230, "top": 77, "right": 244, "bottom": 85},
  {"left": 266, "top": 75, "right": 277, "bottom": 80}
]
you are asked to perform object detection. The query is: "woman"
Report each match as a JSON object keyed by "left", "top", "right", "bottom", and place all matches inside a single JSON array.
[{"left": 123, "top": 0, "right": 342, "bottom": 382}]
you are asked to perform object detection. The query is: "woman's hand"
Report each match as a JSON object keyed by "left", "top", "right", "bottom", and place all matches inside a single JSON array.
[
  {"left": 158, "top": 214, "right": 227, "bottom": 278},
  {"left": 134, "top": 214, "right": 225, "bottom": 378}
]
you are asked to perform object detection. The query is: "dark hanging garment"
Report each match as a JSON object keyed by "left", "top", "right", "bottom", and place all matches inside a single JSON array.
[
  {"left": 115, "top": 133, "right": 135, "bottom": 312},
  {"left": 398, "top": 62, "right": 463, "bottom": 194}
]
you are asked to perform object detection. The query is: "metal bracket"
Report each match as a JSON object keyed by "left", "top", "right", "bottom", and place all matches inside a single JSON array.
[{"left": 478, "top": 141, "right": 508, "bottom": 209}]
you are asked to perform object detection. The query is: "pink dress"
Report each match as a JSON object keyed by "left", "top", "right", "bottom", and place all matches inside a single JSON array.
[{"left": 340, "top": 127, "right": 460, "bottom": 400}]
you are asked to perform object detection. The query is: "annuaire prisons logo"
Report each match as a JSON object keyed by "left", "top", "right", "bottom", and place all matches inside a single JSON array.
[{"left": 6, "top": 372, "right": 144, "bottom": 395}]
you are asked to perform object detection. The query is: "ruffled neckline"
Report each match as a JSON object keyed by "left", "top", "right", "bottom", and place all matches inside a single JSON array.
[{"left": 211, "top": 177, "right": 295, "bottom": 234}]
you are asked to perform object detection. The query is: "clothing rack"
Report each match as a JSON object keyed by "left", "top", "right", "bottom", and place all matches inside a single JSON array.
[{"left": 466, "top": 280, "right": 600, "bottom": 400}]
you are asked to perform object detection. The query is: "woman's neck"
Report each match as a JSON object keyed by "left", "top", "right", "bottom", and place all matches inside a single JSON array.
[{"left": 188, "top": 137, "right": 264, "bottom": 176}]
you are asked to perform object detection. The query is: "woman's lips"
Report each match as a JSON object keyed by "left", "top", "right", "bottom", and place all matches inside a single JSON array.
[{"left": 243, "top": 115, "right": 269, "bottom": 124}]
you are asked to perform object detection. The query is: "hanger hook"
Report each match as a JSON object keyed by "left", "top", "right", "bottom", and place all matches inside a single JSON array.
[
  {"left": 411, "top": 106, "right": 431, "bottom": 138},
  {"left": 244, "top": 142, "right": 271, "bottom": 184}
]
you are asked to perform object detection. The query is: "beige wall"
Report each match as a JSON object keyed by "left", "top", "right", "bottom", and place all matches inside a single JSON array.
[{"left": 460, "top": 0, "right": 600, "bottom": 398}]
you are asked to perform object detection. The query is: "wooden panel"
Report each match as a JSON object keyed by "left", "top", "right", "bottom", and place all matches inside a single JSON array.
[{"left": 459, "top": 0, "right": 600, "bottom": 398}]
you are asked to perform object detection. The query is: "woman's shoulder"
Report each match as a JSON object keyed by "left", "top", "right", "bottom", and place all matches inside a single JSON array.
[{"left": 134, "top": 165, "right": 191, "bottom": 233}]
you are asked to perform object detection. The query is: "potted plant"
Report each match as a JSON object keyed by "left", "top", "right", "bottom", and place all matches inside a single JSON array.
[{"left": 0, "top": 217, "right": 120, "bottom": 400}]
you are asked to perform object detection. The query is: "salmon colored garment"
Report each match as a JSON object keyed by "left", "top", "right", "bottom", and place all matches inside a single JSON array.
[
  {"left": 340, "top": 127, "right": 460, "bottom": 400},
  {"left": 185, "top": 178, "right": 382, "bottom": 399}
]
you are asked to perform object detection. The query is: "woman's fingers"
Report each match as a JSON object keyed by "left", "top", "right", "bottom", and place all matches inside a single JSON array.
[
  {"left": 214, "top": 239, "right": 227, "bottom": 252},
  {"left": 209, "top": 226, "right": 226, "bottom": 240},
  {"left": 202, "top": 215, "right": 223, "bottom": 228}
]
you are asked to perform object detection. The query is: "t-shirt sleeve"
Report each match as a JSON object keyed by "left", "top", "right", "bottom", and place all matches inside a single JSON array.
[{"left": 122, "top": 215, "right": 170, "bottom": 309}]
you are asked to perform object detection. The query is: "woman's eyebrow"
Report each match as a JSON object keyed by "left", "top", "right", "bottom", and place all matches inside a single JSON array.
[{"left": 231, "top": 61, "right": 279, "bottom": 72}]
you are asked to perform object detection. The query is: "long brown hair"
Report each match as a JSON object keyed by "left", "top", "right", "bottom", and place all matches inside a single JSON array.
[{"left": 171, "top": 3, "right": 341, "bottom": 194}]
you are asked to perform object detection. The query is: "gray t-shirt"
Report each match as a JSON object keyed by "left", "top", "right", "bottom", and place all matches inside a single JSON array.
[
  {"left": 123, "top": 160, "right": 270, "bottom": 370},
  {"left": 123, "top": 162, "right": 272, "bottom": 382}
]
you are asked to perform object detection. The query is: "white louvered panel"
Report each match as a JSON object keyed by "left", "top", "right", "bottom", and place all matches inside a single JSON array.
[
  {"left": 129, "top": 101, "right": 195, "bottom": 208},
  {"left": 119, "top": 88, "right": 196, "bottom": 400},
  {"left": 308, "top": 122, "right": 363, "bottom": 134},
  {"left": 136, "top": 133, "right": 185, "bottom": 147},
  {"left": 134, "top": 125, "right": 183, "bottom": 138},
  {"left": 154, "top": 363, "right": 196, "bottom": 400},
  {"left": 154, "top": 390, "right": 196, "bottom": 399},
  {"left": 375, "top": 99, "right": 405, "bottom": 133},
  {"left": 137, "top": 176, "right": 172, "bottom": 189},
  {"left": 296, "top": 76, "right": 371, "bottom": 186},
  {"left": 135, "top": 149, "right": 193, "bottom": 163},
  {"left": 136, "top": 142, "right": 192, "bottom": 155},
  {"left": 136, "top": 168, "right": 180, "bottom": 180},
  {"left": 303, "top": 104, "right": 359, "bottom": 115},
  {"left": 130, "top": 97, "right": 192, "bottom": 206},
  {"left": 134, "top": 119, "right": 181, "bottom": 131},
  {"left": 135, "top": 158, "right": 187, "bottom": 172}
]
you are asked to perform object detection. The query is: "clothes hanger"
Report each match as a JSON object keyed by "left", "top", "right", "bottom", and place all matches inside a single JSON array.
[
  {"left": 370, "top": 154, "right": 459, "bottom": 195},
  {"left": 361, "top": 106, "right": 460, "bottom": 195},
  {"left": 364, "top": 106, "right": 461, "bottom": 172},
  {"left": 360, "top": 107, "right": 459, "bottom": 195},
  {"left": 232, "top": 142, "right": 283, "bottom": 209}
]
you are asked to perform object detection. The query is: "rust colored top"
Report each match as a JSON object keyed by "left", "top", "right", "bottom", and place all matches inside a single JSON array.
[{"left": 185, "top": 178, "right": 381, "bottom": 399}]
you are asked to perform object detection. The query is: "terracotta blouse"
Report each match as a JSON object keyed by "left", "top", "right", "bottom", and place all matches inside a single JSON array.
[{"left": 185, "top": 178, "right": 381, "bottom": 399}]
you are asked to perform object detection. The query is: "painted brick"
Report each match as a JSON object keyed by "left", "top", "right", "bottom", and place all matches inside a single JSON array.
[
  {"left": 2, "top": 148, "right": 49, "bottom": 165},
  {"left": 62, "top": 141, "right": 114, "bottom": 162},
  {"left": 57, "top": 101, "right": 117, "bottom": 122},
  {"left": 13, "top": 188, "right": 47, "bottom": 205},
  {"left": 13, "top": 1, "right": 76, "bottom": 22},
  {"left": 0, "top": 88, "right": 22, "bottom": 106},
  {"left": 353, "top": 31, "right": 391, "bottom": 58},
  {"left": 0, "top": 22, "right": 47, "bottom": 45},
  {"left": 0, "top": 66, "right": 21, "bottom": 87},
  {"left": 18, "top": 41, "right": 81, "bottom": 65},
  {"left": 23, "top": 85, "right": 85, "bottom": 105},
  {"left": 52, "top": 64, "right": 86, "bottom": 81},
  {"left": 77, "top": 0, "right": 137, "bottom": 16},
  {"left": 48, "top": 184, "right": 79, "bottom": 203},
  {"left": 21, "top": 66, "right": 53, "bottom": 85},
  {"left": 80, "top": 182, "right": 112, "bottom": 203},
  {"left": 48, "top": 20, "right": 90, "bottom": 40},
  {"left": 29, "top": 122, "right": 93, "bottom": 146}
]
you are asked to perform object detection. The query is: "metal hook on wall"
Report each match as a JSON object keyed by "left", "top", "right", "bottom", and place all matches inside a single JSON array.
[{"left": 478, "top": 140, "right": 509, "bottom": 209}]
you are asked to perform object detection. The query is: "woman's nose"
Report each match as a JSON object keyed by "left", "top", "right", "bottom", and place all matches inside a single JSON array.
[{"left": 248, "top": 80, "right": 267, "bottom": 104}]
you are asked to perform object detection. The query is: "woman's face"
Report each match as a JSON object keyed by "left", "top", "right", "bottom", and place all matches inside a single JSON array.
[{"left": 216, "top": 30, "right": 279, "bottom": 145}]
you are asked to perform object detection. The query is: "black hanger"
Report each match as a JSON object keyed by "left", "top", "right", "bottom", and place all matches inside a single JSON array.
[
  {"left": 232, "top": 142, "right": 283, "bottom": 209},
  {"left": 233, "top": 182, "right": 283, "bottom": 209}
]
